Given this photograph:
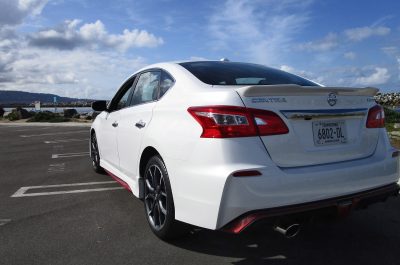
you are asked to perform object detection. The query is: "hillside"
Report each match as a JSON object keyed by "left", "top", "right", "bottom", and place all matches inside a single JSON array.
[{"left": 0, "top": 90, "right": 92, "bottom": 104}]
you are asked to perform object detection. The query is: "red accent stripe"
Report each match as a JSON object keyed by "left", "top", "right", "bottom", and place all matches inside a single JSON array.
[{"left": 105, "top": 170, "right": 131, "bottom": 191}]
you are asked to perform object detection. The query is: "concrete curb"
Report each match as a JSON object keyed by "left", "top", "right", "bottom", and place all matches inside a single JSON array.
[{"left": 0, "top": 122, "right": 92, "bottom": 127}]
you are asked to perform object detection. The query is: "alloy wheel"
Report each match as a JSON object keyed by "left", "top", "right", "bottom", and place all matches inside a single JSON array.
[
  {"left": 91, "top": 134, "right": 100, "bottom": 167},
  {"left": 144, "top": 164, "right": 168, "bottom": 230}
]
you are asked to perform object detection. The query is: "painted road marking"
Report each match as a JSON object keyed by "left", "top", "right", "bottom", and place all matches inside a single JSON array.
[
  {"left": 44, "top": 138, "right": 89, "bottom": 144},
  {"left": 20, "top": 130, "right": 88, "bottom": 138},
  {"left": 47, "top": 163, "right": 66, "bottom": 173},
  {"left": 11, "top": 181, "right": 124, "bottom": 197},
  {"left": 0, "top": 219, "right": 11, "bottom": 226},
  {"left": 52, "top": 152, "right": 89, "bottom": 159}
]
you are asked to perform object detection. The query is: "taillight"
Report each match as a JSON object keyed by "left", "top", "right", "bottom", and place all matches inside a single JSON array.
[
  {"left": 187, "top": 106, "right": 288, "bottom": 138},
  {"left": 366, "top": 105, "right": 385, "bottom": 128}
]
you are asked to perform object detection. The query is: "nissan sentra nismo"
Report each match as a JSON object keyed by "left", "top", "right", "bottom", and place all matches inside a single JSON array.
[{"left": 90, "top": 61, "right": 399, "bottom": 239}]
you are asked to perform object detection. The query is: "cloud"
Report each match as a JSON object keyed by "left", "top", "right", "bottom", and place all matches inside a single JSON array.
[
  {"left": 208, "top": 0, "right": 312, "bottom": 65},
  {"left": 297, "top": 33, "right": 338, "bottom": 52},
  {"left": 28, "top": 19, "right": 164, "bottom": 51},
  {"left": 344, "top": 26, "right": 390, "bottom": 42},
  {"left": 0, "top": 46, "right": 147, "bottom": 99},
  {"left": 0, "top": 0, "right": 48, "bottom": 27},
  {"left": 343, "top": 52, "right": 356, "bottom": 60},
  {"left": 381, "top": 46, "right": 398, "bottom": 56},
  {"left": 280, "top": 65, "right": 325, "bottom": 84},
  {"left": 397, "top": 57, "right": 400, "bottom": 81},
  {"left": 354, "top": 67, "right": 390, "bottom": 86}
]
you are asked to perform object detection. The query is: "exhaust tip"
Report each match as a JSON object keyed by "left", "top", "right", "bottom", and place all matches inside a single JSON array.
[{"left": 274, "top": 224, "right": 301, "bottom": 238}]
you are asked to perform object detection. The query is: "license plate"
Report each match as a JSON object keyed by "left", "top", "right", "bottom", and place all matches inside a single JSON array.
[{"left": 312, "top": 120, "right": 347, "bottom": 146}]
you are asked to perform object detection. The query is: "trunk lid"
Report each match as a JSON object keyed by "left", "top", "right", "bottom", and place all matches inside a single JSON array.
[{"left": 235, "top": 85, "right": 379, "bottom": 167}]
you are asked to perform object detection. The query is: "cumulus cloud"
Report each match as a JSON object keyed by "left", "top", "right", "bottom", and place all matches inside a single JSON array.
[
  {"left": 0, "top": 47, "right": 147, "bottom": 98},
  {"left": 29, "top": 20, "right": 163, "bottom": 51},
  {"left": 344, "top": 26, "right": 390, "bottom": 42},
  {"left": 354, "top": 67, "right": 390, "bottom": 86},
  {"left": 28, "top": 19, "right": 164, "bottom": 51},
  {"left": 0, "top": 0, "right": 48, "bottom": 27},
  {"left": 208, "top": 0, "right": 312, "bottom": 64},
  {"left": 297, "top": 33, "right": 338, "bottom": 52}
]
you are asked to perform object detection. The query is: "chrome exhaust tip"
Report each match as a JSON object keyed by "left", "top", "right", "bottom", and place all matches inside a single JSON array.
[{"left": 274, "top": 224, "right": 301, "bottom": 238}]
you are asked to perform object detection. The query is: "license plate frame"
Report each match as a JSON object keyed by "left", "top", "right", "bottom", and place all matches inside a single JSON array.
[{"left": 312, "top": 120, "right": 347, "bottom": 146}]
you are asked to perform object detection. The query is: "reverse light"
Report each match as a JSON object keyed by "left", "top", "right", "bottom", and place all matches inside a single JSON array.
[
  {"left": 366, "top": 105, "right": 385, "bottom": 128},
  {"left": 187, "top": 106, "right": 288, "bottom": 138}
]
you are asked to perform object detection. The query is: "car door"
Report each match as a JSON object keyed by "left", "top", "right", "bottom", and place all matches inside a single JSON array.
[
  {"left": 97, "top": 77, "right": 136, "bottom": 170},
  {"left": 117, "top": 70, "right": 162, "bottom": 181}
]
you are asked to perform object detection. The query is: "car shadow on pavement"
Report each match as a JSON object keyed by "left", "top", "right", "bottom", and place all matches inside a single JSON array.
[{"left": 169, "top": 199, "right": 400, "bottom": 265}]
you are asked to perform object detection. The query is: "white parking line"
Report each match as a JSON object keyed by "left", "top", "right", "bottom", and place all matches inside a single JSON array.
[
  {"left": 44, "top": 138, "right": 89, "bottom": 144},
  {"left": 47, "top": 163, "right": 66, "bottom": 173},
  {"left": 0, "top": 219, "right": 11, "bottom": 226},
  {"left": 20, "top": 130, "right": 88, "bottom": 138},
  {"left": 52, "top": 152, "right": 89, "bottom": 159},
  {"left": 11, "top": 181, "right": 124, "bottom": 197}
]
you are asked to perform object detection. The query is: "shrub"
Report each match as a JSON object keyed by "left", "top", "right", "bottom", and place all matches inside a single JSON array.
[
  {"left": 8, "top": 107, "right": 32, "bottom": 120},
  {"left": 27, "top": 112, "right": 70, "bottom": 122},
  {"left": 63, "top": 108, "right": 78, "bottom": 118},
  {"left": 384, "top": 107, "right": 400, "bottom": 124},
  {"left": 6, "top": 112, "right": 20, "bottom": 121},
  {"left": 0, "top": 107, "right": 4, "bottom": 117}
]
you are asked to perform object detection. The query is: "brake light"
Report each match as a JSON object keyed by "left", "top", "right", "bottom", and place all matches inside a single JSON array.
[
  {"left": 187, "top": 106, "right": 288, "bottom": 138},
  {"left": 366, "top": 105, "right": 385, "bottom": 128}
]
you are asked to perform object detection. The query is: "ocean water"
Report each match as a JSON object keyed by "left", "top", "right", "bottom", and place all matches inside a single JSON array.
[{"left": 3, "top": 107, "right": 93, "bottom": 114}]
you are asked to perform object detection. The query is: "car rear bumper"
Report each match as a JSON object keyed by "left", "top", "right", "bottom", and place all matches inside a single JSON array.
[
  {"left": 168, "top": 130, "right": 399, "bottom": 230},
  {"left": 215, "top": 145, "right": 399, "bottom": 229},
  {"left": 221, "top": 182, "right": 400, "bottom": 233}
]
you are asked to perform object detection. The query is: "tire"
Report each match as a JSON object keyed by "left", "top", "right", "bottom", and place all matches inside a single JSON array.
[
  {"left": 143, "top": 155, "right": 189, "bottom": 240},
  {"left": 90, "top": 132, "right": 104, "bottom": 174}
]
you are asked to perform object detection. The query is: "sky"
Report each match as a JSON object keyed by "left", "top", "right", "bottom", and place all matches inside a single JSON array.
[{"left": 0, "top": 0, "right": 399, "bottom": 99}]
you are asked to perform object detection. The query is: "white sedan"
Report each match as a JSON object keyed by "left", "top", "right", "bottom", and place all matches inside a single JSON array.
[{"left": 90, "top": 61, "right": 399, "bottom": 239}]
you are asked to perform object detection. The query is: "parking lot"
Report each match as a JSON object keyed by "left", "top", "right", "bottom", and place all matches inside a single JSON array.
[{"left": 1, "top": 124, "right": 400, "bottom": 265}]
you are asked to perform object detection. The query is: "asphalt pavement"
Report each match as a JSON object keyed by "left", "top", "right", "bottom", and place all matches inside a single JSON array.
[{"left": 1, "top": 124, "right": 400, "bottom": 265}]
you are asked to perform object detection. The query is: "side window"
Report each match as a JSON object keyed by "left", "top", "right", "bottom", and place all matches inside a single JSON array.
[
  {"left": 113, "top": 77, "right": 135, "bottom": 111},
  {"left": 159, "top": 71, "right": 174, "bottom": 98},
  {"left": 131, "top": 71, "right": 161, "bottom": 106}
]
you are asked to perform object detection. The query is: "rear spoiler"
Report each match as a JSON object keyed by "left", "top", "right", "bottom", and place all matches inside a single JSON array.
[{"left": 236, "top": 85, "right": 379, "bottom": 97}]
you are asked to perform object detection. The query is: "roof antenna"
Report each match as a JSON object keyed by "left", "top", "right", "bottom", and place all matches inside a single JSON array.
[{"left": 220, "top": 58, "right": 230, "bottom": 62}]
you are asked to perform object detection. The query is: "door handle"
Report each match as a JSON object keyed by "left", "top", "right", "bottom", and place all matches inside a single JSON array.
[
  {"left": 135, "top": 120, "right": 146, "bottom": 128},
  {"left": 112, "top": 121, "right": 118, "bottom": 127}
]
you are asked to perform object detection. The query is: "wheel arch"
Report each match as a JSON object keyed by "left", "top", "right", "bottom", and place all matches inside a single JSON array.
[{"left": 139, "top": 146, "right": 162, "bottom": 199}]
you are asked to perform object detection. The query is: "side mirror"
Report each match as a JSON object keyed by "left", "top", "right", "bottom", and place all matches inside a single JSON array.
[{"left": 91, "top": 100, "right": 107, "bottom": 112}]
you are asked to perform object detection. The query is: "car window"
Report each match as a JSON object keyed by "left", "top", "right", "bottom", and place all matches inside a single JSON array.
[
  {"left": 179, "top": 61, "right": 319, "bottom": 86},
  {"left": 159, "top": 71, "right": 174, "bottom": 98},
  {"left": 113, "top": 78, "right": 135, "bottom": 111},
  {"left": 131, "top": 71, "right": 161, "bottom": 106}
]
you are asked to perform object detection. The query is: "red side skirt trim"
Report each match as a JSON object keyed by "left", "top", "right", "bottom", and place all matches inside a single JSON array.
[{"left": 105, "top": 169, "right": 132, "bottom": 191}]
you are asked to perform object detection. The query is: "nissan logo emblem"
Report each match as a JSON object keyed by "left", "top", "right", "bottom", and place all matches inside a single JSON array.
[{"left": 327, "top": 92, "right": 337, "bottom": 106}]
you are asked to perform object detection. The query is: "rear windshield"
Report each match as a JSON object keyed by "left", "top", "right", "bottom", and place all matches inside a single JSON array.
[{"left": 179, "top": 61, "right": 319, "bottom": 86}]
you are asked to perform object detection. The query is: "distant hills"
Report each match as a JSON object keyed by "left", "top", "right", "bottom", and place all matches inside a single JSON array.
[{"left": 0, "top": 90, "right": 93, "bottom": 105}]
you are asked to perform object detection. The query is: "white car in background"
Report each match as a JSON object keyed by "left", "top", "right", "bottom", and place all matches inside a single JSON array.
[{"left": 90, "top": 61, "right": 399, "bottom": 239}]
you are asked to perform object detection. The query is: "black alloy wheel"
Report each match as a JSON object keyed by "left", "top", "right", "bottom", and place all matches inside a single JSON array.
[
  {"left": 90, "top": 132, "right": 104, "bottom": 173},
  {"left": 143, "top": 155, "right": 189, "bottom": 240}
]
